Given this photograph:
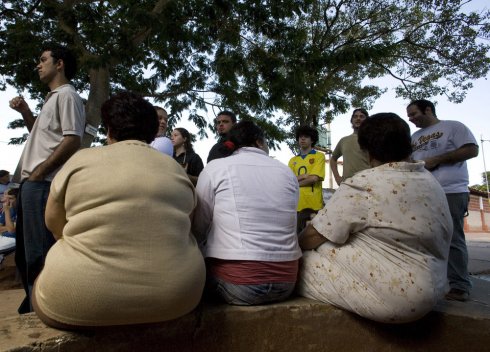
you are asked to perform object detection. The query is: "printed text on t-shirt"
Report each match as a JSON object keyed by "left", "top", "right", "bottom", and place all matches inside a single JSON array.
[{"left": 412, "top": 131, "right": 443, "bottom": 152}]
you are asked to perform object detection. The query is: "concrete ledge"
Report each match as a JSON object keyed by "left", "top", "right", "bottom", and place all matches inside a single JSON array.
[{"left": 1, "top": 286, "right": 490, "bottom": 352}]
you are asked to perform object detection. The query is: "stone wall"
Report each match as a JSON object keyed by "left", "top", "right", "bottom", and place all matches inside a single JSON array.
[{"left": 2, "top": 297, "right": 490, "bottom": 352}]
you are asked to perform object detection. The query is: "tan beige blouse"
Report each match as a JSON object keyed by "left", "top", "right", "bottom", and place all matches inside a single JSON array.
[{"left": 34, "top": 140, "right": 205, "bottom": 326}]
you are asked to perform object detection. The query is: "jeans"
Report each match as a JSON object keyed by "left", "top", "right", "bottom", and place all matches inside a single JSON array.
[
  {"left": 208, "top": 276, "right": 295, "bottom": 306},
  {"left": 15, "top": 181, "right": 55, "bottom": 313},
  {"left": 446, "top": 193, "right": 472, "bottom": 293}
]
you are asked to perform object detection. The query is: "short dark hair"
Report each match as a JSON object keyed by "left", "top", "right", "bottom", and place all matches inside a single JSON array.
[
  {"left": 295, "top": 125, "right": 319, "bottom": 147},
  {"left": 101, "top": 91, "right": 159, "bottom": 144},
  {"left": 350, "top": 108, "right": 369, "bottom": 122},
  {"left": 358, "top": 113, "right": 412, "bottom": 163},
  {"left": 407, "top": 99, "right": 436, "bottom": 116},
  {"left": 174, "top": 127, "right": 194, "bottom": 152},
  {"left": 0, "top": 170, "right": 9, "bottom": 178},
  {"left": 41, "top": 43, "right": 77, "bottom": 80},
  {"left": 217, "top": 110, "right": 237, "bottom": 123},
  {"left": 225, "top": 121, "right": 265, "bottom": 152}
]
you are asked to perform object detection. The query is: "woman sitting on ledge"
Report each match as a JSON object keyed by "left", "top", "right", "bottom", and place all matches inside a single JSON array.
[
  {"left": 192, "top": 121, "right": 301, "bottom": 305},
  {"left": 33, "top": 91, "right": 205, "bottom": 329},
  {"left": 297, "top": 113, "right": 452, "bottom": 323}
]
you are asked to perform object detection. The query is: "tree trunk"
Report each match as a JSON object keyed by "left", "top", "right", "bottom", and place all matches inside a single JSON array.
[{"left": 81, "top": 67, "right": 110, "bottom": 148}]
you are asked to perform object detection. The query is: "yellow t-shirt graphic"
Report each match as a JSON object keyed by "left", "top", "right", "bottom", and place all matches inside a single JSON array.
[{"left": 288, "top": 150, "right": 325, "bottom": 211}]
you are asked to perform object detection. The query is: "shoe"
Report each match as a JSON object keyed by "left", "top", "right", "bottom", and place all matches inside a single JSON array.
[{"left": 445, "top": 288, "right": 469, "bottom": 302}]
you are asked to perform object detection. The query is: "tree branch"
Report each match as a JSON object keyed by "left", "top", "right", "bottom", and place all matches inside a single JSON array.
[{"left": 131, "top": 0, "right": 172, "bottom": 47}]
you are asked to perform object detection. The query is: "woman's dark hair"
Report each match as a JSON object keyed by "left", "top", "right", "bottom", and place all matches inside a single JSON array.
[
  {"left": 101, "top": 91, "right": 158, "bottom": 144},
  {"left": 174, "top": 127, "right": 194, "bottom": 152},
  {"left": 41, "top": 43, "right": 77, "bottom": 80},
  {"left": 295, "top": 125, "right": 319, "bottom": 146},
  {"left": 221, "top": 120, "right": 265, "bottom": 152},
  {"left": 358, "top": 113, "right": 412, "bottom": 163}
]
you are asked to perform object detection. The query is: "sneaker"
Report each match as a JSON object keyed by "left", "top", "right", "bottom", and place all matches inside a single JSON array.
[
  {"left": 445, "top": 288, "right": 469, "bottom": 302},
  {"left": 0, "top": 235, "right": 15, "bottom": 253}
]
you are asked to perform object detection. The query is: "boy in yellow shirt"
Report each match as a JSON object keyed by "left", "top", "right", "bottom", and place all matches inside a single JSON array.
[{"left": 288, "top": 126, "right": 325, "bottom": 232}]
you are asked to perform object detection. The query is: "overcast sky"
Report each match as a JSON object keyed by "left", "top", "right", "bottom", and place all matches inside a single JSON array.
[{"left": 1, "top": 72, "right": 489, "bottom": 188}]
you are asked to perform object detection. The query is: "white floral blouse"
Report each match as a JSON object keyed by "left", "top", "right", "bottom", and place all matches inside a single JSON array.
[{"left": 298, "top": 161, "right": 453, "bottom": 323}]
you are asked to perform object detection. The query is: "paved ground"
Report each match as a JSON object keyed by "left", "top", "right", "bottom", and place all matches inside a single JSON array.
[
  {"left": 467, "top": 235, "right": 490, "bottom": 274},
  {"left": 1, "top": 232, "right": 489, "bottom": 321}
]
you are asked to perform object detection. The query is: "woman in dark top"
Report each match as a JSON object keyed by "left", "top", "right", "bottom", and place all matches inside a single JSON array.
[{"left": 171, "top": 127, "right": 204, "bottom": 186}]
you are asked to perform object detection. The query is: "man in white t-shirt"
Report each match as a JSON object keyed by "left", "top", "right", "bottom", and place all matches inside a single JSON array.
[
  {"left": 408, "top": 99, "right": 478, "bottom": 302},
  {"left": 150, "top": 106, "right": 173, "bottom": 156}
]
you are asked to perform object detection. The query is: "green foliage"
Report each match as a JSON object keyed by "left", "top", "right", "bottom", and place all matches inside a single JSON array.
[
  {"left": 1, "top": 0, "right": 489, "bottom": 150},
  {"left": 471, "top": 184, "right": 488, "bottom": 192},
  {"left": 471, "top": 172, "right": 490, "bottom": 192},
  {"left": 482, "top": 171, "right": 490, "bottom": 185}
]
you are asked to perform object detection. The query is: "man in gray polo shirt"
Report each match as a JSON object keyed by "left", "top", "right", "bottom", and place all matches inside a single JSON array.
[{"left": 9, "top": 43, "right": 85, "bottom": 313}]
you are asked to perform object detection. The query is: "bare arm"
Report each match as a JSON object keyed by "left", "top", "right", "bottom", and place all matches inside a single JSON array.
[
  {"left": 330, "top": 157, "right": 342, "bottom": 186},
  {"left": 187, "top": 174, "right": 199, "bottom": 186},
  {"left": 191, "top": 171, "right": 214, "bottom": 243},
  {"left": 423, "top": 144, "right": 479, "bottom": 171},
  {"left": 29, "top": 135, "right": 81, "bottom": 181},
  {"left": 298, "top": 224, "right": 327, "bottom": 250},
  {"left": 297, "top": 174, "right": 321, "bottom": 187},
  {"left": 3, "top": 200, "right": 16, "bottom": 233},
  {"left": 45, "top": 193, "right": 66, "bottom": 240},
  {"left": 9, "top": 96, "right": 36, "bottom": 132}
]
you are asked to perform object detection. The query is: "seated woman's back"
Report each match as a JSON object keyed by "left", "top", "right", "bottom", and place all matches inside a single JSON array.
[
  {"left": 195, "top": 148, "right": 299, "bottom": 259},
  {"left": 297, "top": 113, "right": 452, "bottom": 323},
  {"left": 34, "top": 92, "right": 205, "bottom": 328},
  {"left": 193, "top": 121, "right": 301, "bottom": 306}
]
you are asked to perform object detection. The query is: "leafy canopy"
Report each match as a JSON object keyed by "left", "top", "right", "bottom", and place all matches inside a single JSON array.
[{"left": 1, "top": 0, "right": 488, "bottom": 148}]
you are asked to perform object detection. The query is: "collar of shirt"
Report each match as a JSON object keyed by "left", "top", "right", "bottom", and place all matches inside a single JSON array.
[
  {"left": 298, "top": 149, "right": 317, "bottom": 159},
  {"left": 235, "top": 147, "right": 268, "bottom": 157}
]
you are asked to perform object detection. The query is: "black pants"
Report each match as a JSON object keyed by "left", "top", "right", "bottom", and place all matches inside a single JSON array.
[{"left": 297, "top": 208, "right": 318, "bottom": 234}]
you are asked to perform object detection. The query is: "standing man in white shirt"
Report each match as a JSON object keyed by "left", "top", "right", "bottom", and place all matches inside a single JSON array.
[
  {"left": 9, "top": 43, "right": 86, "bottom": 313},
  {"left": 150, "top": 106, "right": 173, "bottom": 156},
  {"left": 408, "top": 99, "right": 478, "bottom": 302}
]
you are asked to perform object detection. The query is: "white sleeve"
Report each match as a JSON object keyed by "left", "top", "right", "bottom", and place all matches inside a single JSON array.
[
  {"left": 150, "top": 137, "right": 173, "bottom": 156},
  {"left": 451, "top": 121, "right": 477, "bottom": 149},
  {"left": 191, "top": 168, "right": 215, "bottom": 241}
]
